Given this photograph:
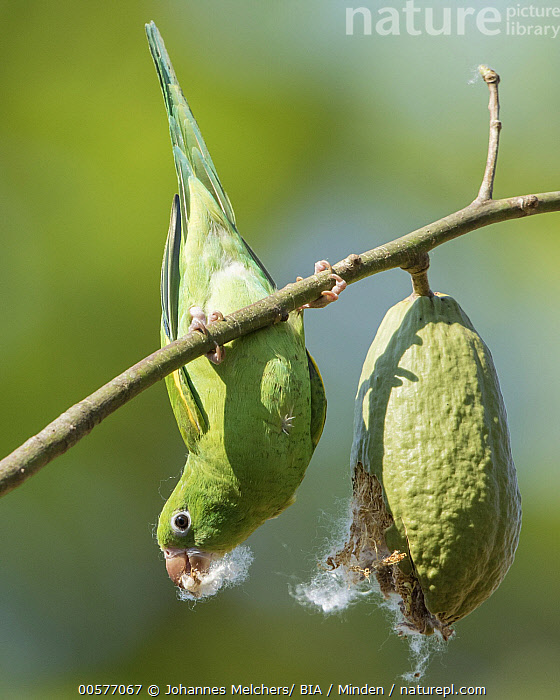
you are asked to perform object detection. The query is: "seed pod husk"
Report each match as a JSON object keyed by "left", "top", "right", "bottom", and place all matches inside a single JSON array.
[{"left": 330, "top": 293, "right": 521, "bottom": 638}]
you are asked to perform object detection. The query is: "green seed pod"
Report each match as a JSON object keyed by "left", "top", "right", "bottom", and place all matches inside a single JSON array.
[{"left": 332, "top": 292, "right": 521, "bottom": 638}]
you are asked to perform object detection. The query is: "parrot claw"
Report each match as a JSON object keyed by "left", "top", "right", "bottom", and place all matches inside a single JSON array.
[
  {"left": 301, "top": 260, "right": 347, "bottom": 309},
  {"left": 188, "top": 306, "right": 209, "bottom": 335},
  {"left": 209, "top": 342, "right": 225, "bottom": 364},
  {"left": 208, "top": 310, "right": 224, "bottom": 323},
  {"left": 314, "top": 260, "right": 332, "bottom": 274},
  {"left": 188, "top": 306, "right": 226, "bottom": 364}
]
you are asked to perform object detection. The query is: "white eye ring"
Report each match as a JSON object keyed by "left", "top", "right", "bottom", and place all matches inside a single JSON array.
[{"left": 171, "top": 510, "right": 191, "bottom": 535}]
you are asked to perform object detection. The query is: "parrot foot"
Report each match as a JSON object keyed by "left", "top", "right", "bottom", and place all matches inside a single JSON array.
[
  {"left": 301, "top": 260, "right": 347, "bottom": 309},
  {"left": 188, "top": 306, "right": 226, "bottom": 364}
]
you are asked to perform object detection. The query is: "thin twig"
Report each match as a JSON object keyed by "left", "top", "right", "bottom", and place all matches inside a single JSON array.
[
  {"left": 477, "top": 65, "right": 502, "bottom": 201},
  {"left": 0, "top": 190, "right": 558, "bottom": 497}
]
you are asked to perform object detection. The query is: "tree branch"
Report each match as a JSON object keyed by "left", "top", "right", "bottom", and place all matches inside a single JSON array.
[
  {"left": 1, "top": 190, "right": 558, "bottom": 497},
  {"left": 2, "top": 63, "right": 559, "bottom": 498}
]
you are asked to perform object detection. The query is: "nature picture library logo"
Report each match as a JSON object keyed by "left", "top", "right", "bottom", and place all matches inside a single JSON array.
[{"left": 345, "top": 1, "right": 560, "bottom": 37}]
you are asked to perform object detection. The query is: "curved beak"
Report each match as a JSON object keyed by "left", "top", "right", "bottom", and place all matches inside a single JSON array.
[{"left": 163, "top": 547, "right": 215, "bottom": 592}]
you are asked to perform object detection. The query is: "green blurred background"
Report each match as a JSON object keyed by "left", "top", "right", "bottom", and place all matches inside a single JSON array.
[{"left": 1, "top": 1, "right": 558, "bottom": 697}]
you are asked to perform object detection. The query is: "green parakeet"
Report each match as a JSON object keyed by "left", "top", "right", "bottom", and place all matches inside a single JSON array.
[{"left": 146, "top": 22, "right": 340, "bottom": 597}]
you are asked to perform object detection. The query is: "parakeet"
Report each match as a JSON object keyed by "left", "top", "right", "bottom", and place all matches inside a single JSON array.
[{"left": 146, "top": 22, "right": 343, "bottom": 597}]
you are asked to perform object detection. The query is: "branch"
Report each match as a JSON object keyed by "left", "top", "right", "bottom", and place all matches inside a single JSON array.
[
  {"left": 477, "top": 65, "right": 502, "bottom": 202},
  {"left": 1, "top": 66, "right": 559, "bottom": 497},
  {"left": 1, "top": 190, "right": 559, "bottom": 497}
]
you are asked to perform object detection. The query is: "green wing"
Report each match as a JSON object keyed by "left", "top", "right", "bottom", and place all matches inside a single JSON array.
[
  {"left": 161, "top": 195, "right": 207, "bottom": 448},
  {"left": 160, "top": 195, "right": 181, "bottom": 343},
  {"left": 307, "top": 351, "right": 327, "bottom": 449}
]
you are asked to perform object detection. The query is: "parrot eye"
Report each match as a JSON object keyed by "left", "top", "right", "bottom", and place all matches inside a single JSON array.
[{"left": 171, "top": 510, "right": 192, "bottom": 535}]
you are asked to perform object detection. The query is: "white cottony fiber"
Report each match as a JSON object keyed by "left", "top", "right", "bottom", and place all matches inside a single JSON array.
[
  {"left": 293, "top": 504, "right": 373, "bottom": 613},
  {"left": 402, "top": 633, "right": 444, "bottom": 682},
  {"left": 293, "top": 502, "right": 448, "bottom": 679},
  {"left": 293, "top": 566, "right": 375, "bottom": 614},
  {"left": 178, "top": 546, "right": 253, "bottom": 602},
  {"left": 295, "top": 557, "right": 445, "bottom": 679}
]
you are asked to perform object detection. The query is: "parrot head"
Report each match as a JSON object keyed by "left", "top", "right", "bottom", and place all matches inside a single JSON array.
[{"left": 157, "top": 455, "right": 266, "bottom": 597}]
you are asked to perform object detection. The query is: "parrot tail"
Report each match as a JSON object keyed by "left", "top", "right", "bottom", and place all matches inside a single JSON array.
[
  {"left": 145, "top": 21, "right": 236, "bottom": 228},
  {"left": 146, "top": 22, "right": 276, "bottom": 289}
]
